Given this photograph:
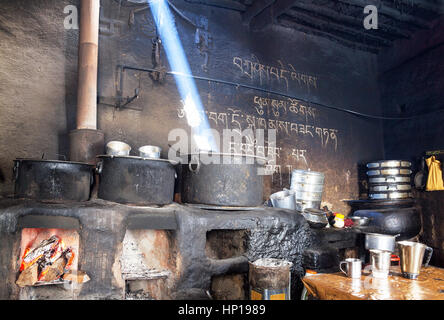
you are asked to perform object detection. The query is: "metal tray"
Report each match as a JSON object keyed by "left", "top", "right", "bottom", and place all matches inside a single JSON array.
[{"left": 366, "top": 160, "right": 411, "bottom": 169}]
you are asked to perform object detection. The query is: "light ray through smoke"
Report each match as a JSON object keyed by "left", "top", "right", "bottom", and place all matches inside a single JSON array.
[{"left": 148, "top": 0, "right": 217, "bottom": 152}]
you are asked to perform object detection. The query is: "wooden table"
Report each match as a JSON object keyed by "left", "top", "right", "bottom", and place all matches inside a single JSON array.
[{"left": 302, "top": 266, "right": 444, "bottom": 300}]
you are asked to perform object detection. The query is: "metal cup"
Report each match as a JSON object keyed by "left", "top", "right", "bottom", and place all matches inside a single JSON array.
[
  {"left": 339, "top": 258, "right": 362, "bottom": 279},
  {"left": 106, "top": 141, "right": 131, "bottom": 156},
  {"left": 369, "top": 249, "right": 391, "bottom": 279},
  {"left": 139, "top": 145, "right": 162, "bottom": 159},
  {"left": 269, "top": 190, "right": 296, "bottom": 210}
]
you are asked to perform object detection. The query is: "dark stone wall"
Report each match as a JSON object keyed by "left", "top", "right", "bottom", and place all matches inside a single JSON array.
[
  {"left": 0, "top": 0, "right": 385, "bottom": 213},
  {"left": 97, "top": 0, "right": 385, "bottom": 213},
  {"left": 379, "top": 17, "right": 444, "bottom": 267},
  {"left": 0, "top": 0, "right": 79, "bottom": 197},
  {"left": 379, "top": 17, "right": 444, "bottom": 162}
]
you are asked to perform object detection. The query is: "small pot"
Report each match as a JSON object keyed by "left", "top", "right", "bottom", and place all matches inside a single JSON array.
[
  {"left": 270, "top": 190, "right": 296, "bottom": 210},
  {"left": 301, "top": 208, "right": 329, "bottom": 228},
  {"left": 139, "top": 145, "right": 161, "bottom": 159},
  {"left": 365, "top": 233, "right": 400, "bottom": 252},
  {"left": 106, "top": 141, "right": 131, "bottom": 156}
]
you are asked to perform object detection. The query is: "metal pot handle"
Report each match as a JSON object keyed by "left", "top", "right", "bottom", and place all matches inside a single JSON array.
[
  {"left": 96, "top": 161, "right": 103, "bottom": 175},
  {"left": 424, "top": 246, "right": 433, "bottom": 267},
  {"left": 339, "top": 261, "right": 348, "bottom": 276},
  {"left": 13, "top": 161, "right": 19, "bottom": 180},
  {"left": 189, "top": 159, "right": 200, "bottom": 173}
]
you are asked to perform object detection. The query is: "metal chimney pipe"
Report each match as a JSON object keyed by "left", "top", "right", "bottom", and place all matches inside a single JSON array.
[
  {"left": 69, "top": 0, "right": 104, "bottom": 164},
  {"left": 76, "top": 0, "right": 100, "bottom": 129}
]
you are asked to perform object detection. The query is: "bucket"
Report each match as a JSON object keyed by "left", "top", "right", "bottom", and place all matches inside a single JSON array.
[{"left": 249, "top": 258, "right": 293, "bottom": 300}]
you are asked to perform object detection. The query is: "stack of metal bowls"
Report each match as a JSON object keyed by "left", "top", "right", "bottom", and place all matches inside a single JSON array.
[
  {"left": 290, "top": 169, "right": 325, "bottom": 210},
  {"left": 366, "top": 160, "right": 412, "bottom": 200}
]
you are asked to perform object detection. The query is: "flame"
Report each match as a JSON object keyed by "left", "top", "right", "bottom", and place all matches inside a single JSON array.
[
  {"left": 38, "top": 266, "right": 50, "bottom": 281},
  {"left": 65, "top": 248, "right": 75, "bottom": 271},
  {"left": 19, "top": 234, "right": 77, "bottom": 283},
  {"left": 19, "top": 247, "right": 31, "bottom": 272}
]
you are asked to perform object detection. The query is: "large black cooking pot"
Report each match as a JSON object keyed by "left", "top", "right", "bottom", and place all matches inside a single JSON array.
[
  {"left": 97, "top": 155, "right": 176, "bottom": 205},
  {"left": 351, "top": 206, "right": 421, "bottom": 241},
  {"left": 13, "top": 159, "right": 94, "bottom": 202},
  {"left": 180, "top": 153, "right": 266, "bottom": 207}
]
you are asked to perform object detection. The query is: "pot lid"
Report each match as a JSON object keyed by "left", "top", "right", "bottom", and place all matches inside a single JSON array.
[{"left": 14, "top": 158, "right": 94, "bottom": 166}]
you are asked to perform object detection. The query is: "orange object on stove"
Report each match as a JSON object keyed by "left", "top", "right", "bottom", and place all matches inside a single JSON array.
[{"left": 391, "top": 254, "right": 400, "bottom": 265}]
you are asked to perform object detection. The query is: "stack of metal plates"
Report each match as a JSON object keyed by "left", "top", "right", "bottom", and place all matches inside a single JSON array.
[{"left": 366, "top": 160, "right": 412, "bottom": 200}]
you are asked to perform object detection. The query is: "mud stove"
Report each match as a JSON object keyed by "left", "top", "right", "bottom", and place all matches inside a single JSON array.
[{"left": 0, "top": 198, "right": 360, "bottom": 300}]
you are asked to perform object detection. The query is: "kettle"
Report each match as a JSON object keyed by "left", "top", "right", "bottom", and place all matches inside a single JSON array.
[{"left": 397, "top": 241, "right": 433, "bottom": 279}]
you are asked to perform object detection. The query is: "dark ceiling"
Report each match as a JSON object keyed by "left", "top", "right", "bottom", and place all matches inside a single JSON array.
[{"left": 183, "top": 0, "right": 444, "bottom": 53}]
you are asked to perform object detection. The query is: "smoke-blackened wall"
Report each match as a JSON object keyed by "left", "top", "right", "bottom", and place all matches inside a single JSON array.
[
  {"left": 379, "top": 17, "right": 444, "bottom": 268},
  {"left": 379, "top": 17, "right": 444, "bottom": 162},
  {"left": 0, "top": 0, "right": 385, "bottom": 213}
]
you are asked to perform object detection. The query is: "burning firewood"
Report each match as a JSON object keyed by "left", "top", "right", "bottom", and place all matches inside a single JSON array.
[
  {"left": 20, "top": 235, "right": 61, "bottom": 272},
  {"left": 39, "top": 249, "right": 73, "bottom": 283},
  {"left": 16, "top": 263, "right": 39, "bottom": 287},
  {"left": 17, "top": 235, "right": 83, "bottom": 286}
]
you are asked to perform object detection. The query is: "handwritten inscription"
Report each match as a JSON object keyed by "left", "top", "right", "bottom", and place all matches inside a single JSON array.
[
  {"left": 233, "top": 56, "right": 318, "bottom": 91},
  {"left": 177, "top": 107, "right": 338, "bottom": 151},
  {"left": 253, "top": 96, "right": 316, "bottom": 122}
]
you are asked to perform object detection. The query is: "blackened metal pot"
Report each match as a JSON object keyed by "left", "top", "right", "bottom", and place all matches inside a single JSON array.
[
  {"left": 352, "top": 206, "right": 421, "bottom": 240},
  {"left": 13, "top": 159, "right": 94, "bottom": 202},
  {"left": 180, "top": 153, "right": 266, "bottom": 207},
  {"left": 97, "top": 155, "right": 176, "bottom": 205}
]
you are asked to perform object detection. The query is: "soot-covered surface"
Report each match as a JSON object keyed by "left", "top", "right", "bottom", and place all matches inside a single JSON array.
[
  {"left": 0, "top": 198, "right": 357, "bottom": 300},
  {"left": 0, "top": 199, "right": 316, "bottom": 299}
]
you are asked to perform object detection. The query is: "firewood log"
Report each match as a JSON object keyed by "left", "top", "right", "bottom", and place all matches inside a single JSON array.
[
  {"left": 62, "top": 270, "right": 90, "bottom": 284},
  {"left": 16, "top": 263, "right": 38, "bottom": 287},
  {"left": 39, "top": 250, "right": 72, "bottom": 282}
]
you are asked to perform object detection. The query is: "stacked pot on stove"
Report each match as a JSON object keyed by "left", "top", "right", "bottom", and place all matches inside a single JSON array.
[
  {"left": 366, "top": 160, "right": 412, "bottom": 200},
  {"left": 349, "top": 159, "right": 421, "bottom": 241}
]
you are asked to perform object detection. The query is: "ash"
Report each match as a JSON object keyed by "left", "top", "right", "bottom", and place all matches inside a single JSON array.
[
  {"left": 252, "top": 258, "right": 293, "bottom": 268},
  {"left": 125, "top": 290, "right": 154, "bottom": 300}
]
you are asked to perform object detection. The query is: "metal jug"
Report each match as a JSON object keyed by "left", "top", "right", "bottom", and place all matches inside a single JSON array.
[{"left": 397, "top": 241, "right": 433, "bottom": 279}]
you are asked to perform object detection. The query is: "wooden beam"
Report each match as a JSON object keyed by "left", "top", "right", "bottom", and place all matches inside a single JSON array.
[
  {"left": 289, "top": 1, "right": 411, "bottom": 39},
  {"left": 276, "top": 17, "right": 380, "bottom": 53},
  {"left": 184, "top": 0, "right": 247, "bottom": 11},
  {"left": 242, "top": 0, "right": 275, "bottom": 24},
  {"left": 381, "top": 0, "right": 444, "bottom": 14},
  {"left": 338, "top": 0, "right": 432, "bottom": 29},
  {"left": 250, "top": 0, "right": 298, "bottom": 30},
  {"left": 284, "top": 10, "right": 392, "bottom": 47}
]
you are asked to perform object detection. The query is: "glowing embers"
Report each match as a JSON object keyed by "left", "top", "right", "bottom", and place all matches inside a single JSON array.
[{"left": 16, "top": 228, "right": 88, "bottom": 287}]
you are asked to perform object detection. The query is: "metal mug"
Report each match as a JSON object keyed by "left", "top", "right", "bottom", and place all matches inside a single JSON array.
[
  {"left": 339, "top": 258, "right": 362, "bottom": 279},
  {"left": 369, "top": 249, "right": 391, "bottom": 279}
]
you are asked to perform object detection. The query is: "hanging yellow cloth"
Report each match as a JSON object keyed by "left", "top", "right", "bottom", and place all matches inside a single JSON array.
[{"left": 426, "top": 156, "right": 444, "bottom": 191}]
